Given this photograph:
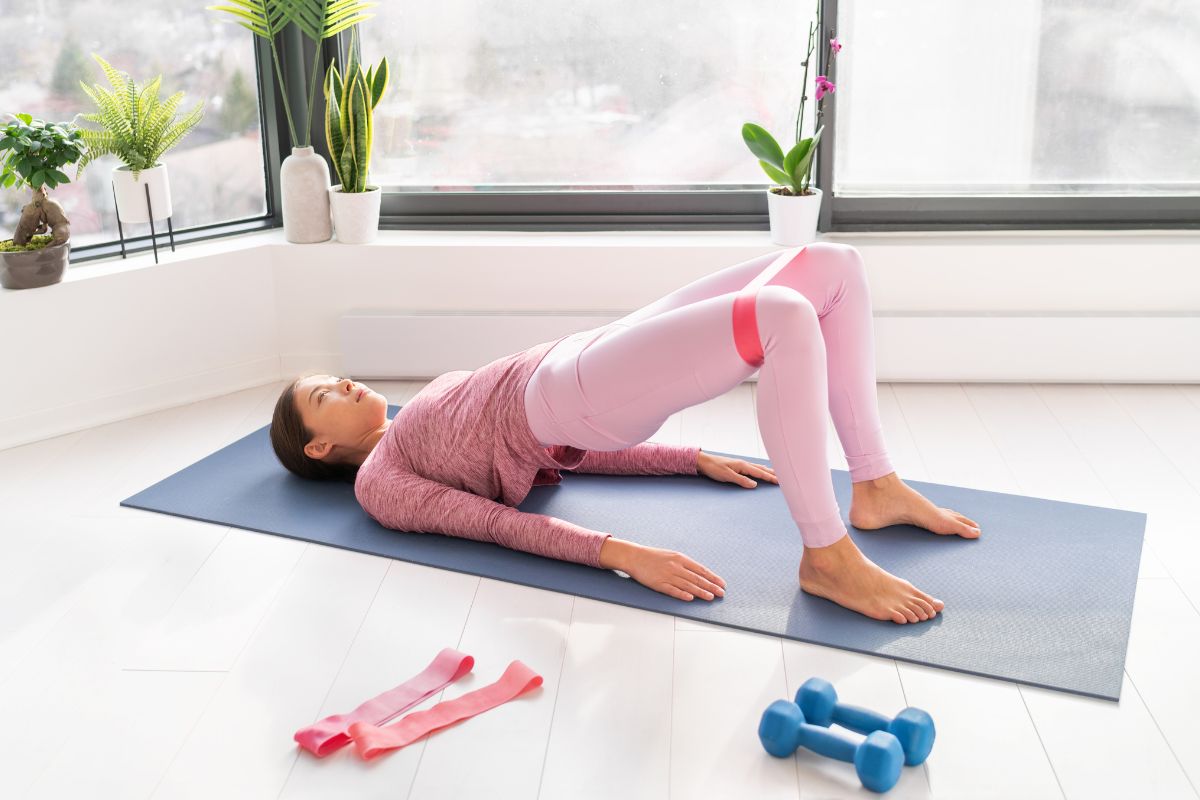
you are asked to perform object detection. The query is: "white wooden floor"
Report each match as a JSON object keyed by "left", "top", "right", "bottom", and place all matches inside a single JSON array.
[{"left": 2, "top": 379, "right": 1199, "bottom": 800}]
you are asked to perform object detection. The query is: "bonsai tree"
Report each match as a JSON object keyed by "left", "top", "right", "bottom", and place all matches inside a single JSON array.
[
  {"left": 0, "top": 112, "right": 85, "bottom": 249},
  {"left": 324, "top": 25, "right": 389, "bottom": 192},
  {"left": 72, "top": 53, "right": 205, "bottom": 183}
]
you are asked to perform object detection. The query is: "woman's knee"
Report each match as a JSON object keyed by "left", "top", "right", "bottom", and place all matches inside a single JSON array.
[
  {"left": 757, "top": 284, "right": 821, "bottom": 328},
  {"left": 804, "top": 242, "right": 867, "bottom": 284}
]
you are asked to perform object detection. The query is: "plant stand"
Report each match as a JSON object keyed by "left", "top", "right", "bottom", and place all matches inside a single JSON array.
[{"left": 112, "top": 182, "right": 175, "bottom": 263}]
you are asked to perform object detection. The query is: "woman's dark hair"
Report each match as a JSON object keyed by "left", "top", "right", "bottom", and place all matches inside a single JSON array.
[{"left": 270, "top": 371, "right": 360, "bottom": 483}]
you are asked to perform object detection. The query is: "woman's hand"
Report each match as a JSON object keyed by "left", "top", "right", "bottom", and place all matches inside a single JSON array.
[
  {"left": 621, "top": 542, "right": 726, "bottom": 602},
  {"left": 697, "top": 450, "right": 779, "bottom": 488}
]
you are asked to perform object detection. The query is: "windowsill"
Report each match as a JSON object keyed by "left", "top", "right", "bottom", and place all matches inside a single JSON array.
[{"left": 50, "top": 224, "right": 1200, "bottom": 286}]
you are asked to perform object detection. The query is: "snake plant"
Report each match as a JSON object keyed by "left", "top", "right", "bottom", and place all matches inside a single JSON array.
[
  {"left": 324, "top": 25, "right": 389, "bottom": 193},
  {"left": 72, "top": 54, "right": 205, "bottom": 183}
]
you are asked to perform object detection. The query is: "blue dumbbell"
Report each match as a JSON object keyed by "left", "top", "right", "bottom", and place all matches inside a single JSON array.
[
  {"left": 796, "top": 677, "right": 935, "bottom": 766},
  {"left": 758, "top": 698, "right": 904, "bottom": 794}
]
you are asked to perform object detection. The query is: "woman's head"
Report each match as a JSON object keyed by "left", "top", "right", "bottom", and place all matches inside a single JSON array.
[{"left": 270, "top": 371, "right": 392, "bottom": 482}]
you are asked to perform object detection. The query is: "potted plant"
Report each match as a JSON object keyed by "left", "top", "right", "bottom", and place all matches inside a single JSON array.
[
  {"left": 207, "top": 0, "right": 378, "bottom": 244},
  {"left": 72, "top": 54, "right": 205, "bottom": 235},
  {"left": 741, "top": 0, "right": 841, "bottom": 245},
  {"left": 324, "top": 25, "right": 389, "bottom": 244},
  {"left": 0, "top": 113, "right": 85, "bottom": 290}
]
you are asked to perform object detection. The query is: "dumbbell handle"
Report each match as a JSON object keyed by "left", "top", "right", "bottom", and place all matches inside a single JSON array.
[
  {"left": 797, "top": 722, "right": 857, "bottom": 763},
  {"left": 832, "top": 703, "right": 893, "bottom": 735}
]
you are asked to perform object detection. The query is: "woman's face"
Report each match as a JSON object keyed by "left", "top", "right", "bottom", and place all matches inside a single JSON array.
[{"left": 294, "top": 374, "right": 387, "bottom": 463}]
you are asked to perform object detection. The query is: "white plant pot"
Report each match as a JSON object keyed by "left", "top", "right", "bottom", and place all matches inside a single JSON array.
[
  {"left": 112, "top": 163, "right": 172, "bottom": 224},
  {"left": 329, "top": 184, "right": 382, "bottom": 244},
  {"left": 766, "top": 185, "right": 823, "bottom": 245}
]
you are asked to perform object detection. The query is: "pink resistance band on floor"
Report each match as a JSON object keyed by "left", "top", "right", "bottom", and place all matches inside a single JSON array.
[
  {"left": 732, "top": 245, "right": 809, "bottom": 367},
  {"left": 294, "top": 647, "right": 474, "bottom": 757},
  {"left": 347, "top": 660, "right": 544, "bottom": 761}
]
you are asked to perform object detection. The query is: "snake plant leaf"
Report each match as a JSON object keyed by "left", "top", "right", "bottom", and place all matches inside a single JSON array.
[
  {"left": 350, "top": 74, "right": 369, "bottom": 189},
  {"left": 324, "top": 63, "right": 345, "bottom": 186},
  {"left": 324, "top": 59, "right": 343, "bottom": 102},
  {"left": 742, "top": 123, "right": 785, "bottom": 170},
  {"left": 369, "top": 57, "right": 388, "bottom": 108}
]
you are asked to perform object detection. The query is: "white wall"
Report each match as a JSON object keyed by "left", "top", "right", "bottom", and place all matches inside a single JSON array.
[{"left": 1, "top": 227, "right": 1197, "bottom": 451}]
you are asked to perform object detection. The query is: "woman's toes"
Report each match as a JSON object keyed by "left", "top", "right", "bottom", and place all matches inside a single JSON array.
[
  {"left": 913, "top": 596, "right": 936, "bottom": 618},
  {"left": 891, "top": 608, "right": 908, "bottom": 624},
  {"left": 901, "top": 605, "right": 919, "bottom": 623}
]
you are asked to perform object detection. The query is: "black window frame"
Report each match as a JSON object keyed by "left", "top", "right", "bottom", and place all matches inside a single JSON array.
[{"left": 68, "top": 0, "right": 1200, "bottom": 267}]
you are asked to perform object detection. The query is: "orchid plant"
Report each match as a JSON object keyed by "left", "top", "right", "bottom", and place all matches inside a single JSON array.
[{"left": 742, "top": 0, "right": 842, "bottom": 197}]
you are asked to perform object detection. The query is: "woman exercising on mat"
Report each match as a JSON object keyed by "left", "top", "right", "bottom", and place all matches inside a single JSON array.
[{"left": 270, "top": 243, "right": 982, "bottom": 625}]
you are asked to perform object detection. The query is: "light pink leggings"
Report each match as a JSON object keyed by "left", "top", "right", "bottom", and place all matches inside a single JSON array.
[{"left": 522, "top": 242, "right": 895, "bottom": 549}]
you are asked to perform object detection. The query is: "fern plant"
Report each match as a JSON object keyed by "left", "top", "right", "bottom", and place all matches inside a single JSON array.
[
  {"left": 72, "top": 54, "right": 206, "bottom": 183},
  {"left": 324, "top": 25, "right": 388, "bottom": 193}
]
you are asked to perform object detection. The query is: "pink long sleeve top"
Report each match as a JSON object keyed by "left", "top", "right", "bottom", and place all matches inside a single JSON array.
[{"left": 353, "top": 335, "right": 701, "bottom": 568}]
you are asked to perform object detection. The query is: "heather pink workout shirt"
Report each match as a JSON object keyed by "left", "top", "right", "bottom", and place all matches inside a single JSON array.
[{"left": 354, "top": 334, "right": 701, "bottom": 568}]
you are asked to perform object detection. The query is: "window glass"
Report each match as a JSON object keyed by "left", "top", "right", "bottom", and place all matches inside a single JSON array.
[
  {"left": 356, "top": 1, "right": 816, "bottom": 190},
  {"left": 0, "top": 0, "right": 269, "bottom": 248},
  {"left": 833, "top": 0, "right": 1200, "bottom": 196}
]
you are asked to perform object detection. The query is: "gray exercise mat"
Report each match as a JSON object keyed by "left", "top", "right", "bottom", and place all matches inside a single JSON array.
[{"left": 121, "top": 404, "right": 1145, "bottom": 701}]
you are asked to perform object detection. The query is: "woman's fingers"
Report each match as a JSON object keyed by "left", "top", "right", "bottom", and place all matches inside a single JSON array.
[
  {"left": 681, "top": 555, "right": 725, "bottom": 590},
  {"left": 663, "top": 583, "right": 695, "bottom": 601},
  {"left": 671, "top": 569, "right": 724, "bottom": 600}
]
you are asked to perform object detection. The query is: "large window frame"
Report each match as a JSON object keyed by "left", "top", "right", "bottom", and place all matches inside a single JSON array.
[{"left": 69, "top": 0, "right": 1200, "bottom": 266}]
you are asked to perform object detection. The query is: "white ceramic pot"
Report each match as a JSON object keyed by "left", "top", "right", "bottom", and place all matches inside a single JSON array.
[
  {"left": 112, "top": 163, "right": 172, "bottom": 224},
  {"left": 766, "top": 185, "right": 823, "bottom": 245},
  {"left": 329, "top": 184, "right": 382, "bottom": 244},
  {"left": 280, "top": 145, "right": 333, "bottom": 243}
]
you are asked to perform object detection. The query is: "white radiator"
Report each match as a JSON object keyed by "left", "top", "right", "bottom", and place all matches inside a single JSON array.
[
  {"left": 337, "top": 309, "right": 1200, "bottom": 383},
  {"left": 338, "top": 310, "right": 630, "bottom": 379}
]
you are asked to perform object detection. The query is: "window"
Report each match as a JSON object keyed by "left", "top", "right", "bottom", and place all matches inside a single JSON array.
[
  {"left": 0, "top": 0, "right": 272, "bottom": 258},
  {"left": 823, "top": 0, "right": 1200, "bottom": 229}
]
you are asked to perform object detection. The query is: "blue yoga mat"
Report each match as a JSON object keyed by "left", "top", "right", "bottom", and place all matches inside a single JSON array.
[{"left": 121, "top": 404, "right": 1145, "bottom": 701}]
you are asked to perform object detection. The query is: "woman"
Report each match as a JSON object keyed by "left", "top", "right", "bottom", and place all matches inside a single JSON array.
[{"left": 271, "top": 243, "right": 982, "bottom": 625}]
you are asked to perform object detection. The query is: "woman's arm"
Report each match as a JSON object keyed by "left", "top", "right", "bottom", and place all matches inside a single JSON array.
[{"left": 359, "top": 469, "right": 612, "bottom": 567}]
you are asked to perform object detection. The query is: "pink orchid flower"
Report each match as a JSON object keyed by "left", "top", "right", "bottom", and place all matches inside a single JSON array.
[
  {"left": 830, "top": 37, "right": 843, "bottom": 53},
  {"left": 815, "top": 75, "right": 837, "bottom": 100}
]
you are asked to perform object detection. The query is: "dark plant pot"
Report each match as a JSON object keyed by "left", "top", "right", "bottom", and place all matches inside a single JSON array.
[{"left": 0, "top": 239, "right": 70, "bottom": 290}]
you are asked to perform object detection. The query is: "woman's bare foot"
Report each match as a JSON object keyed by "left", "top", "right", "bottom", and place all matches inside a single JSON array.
[
  {"left": 849, "top": 472, "right": 982, "bottom": 538},
  {"left": 799, "top": 534, "right": 945, "bottom": 624}
]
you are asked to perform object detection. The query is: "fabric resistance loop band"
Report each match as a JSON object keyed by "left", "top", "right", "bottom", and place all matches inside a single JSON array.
[
  {"left": 294, "top": 647, "right": 474, "bottom": 757},
  {"left": 348, "top": 660, "right": 544, "bottom": 761},
  {"left": 731, "top": 245, "right": 809, "bottom": 368}
]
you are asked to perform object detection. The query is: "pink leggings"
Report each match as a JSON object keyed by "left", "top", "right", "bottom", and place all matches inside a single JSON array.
[{"left": 523, "top": 242, "right": 895, "bottom": 549}]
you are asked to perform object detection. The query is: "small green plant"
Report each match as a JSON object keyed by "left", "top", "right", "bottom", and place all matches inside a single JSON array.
[
  {"left": 0, "top": 113, "right": 84, "bottom": 247},
  {"left": 324, "top": 25, "right": 389, "bottom": 193},
  {"left": 72, "top": 54, "right": 205, "bottom": 182}
]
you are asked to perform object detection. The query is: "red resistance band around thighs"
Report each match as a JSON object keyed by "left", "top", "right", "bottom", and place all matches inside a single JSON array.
[
  {"left": 731, "top": 245, "right": 809, "bottom": 368},
  {"left": 347, "top": 660, "right": 544, "bottom": 761},
  {"left": 294, "top": 647, "right": 474, "bottom": 758}
]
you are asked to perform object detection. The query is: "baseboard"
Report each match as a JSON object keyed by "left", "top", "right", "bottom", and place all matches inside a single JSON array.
[
  {"left": 337, "top": 310, "right": 1200, "bottom": 384},
  {"left": 0, "top": 356, "right": 282, "bottom": 452}
]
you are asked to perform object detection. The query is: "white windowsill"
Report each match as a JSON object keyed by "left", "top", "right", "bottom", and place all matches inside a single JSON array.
[{"left": 55, "top": 225, "right": 1200, "bottom": 286}]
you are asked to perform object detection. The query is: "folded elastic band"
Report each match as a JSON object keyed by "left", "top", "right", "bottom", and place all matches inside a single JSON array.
[
  {"left": 294, "top": 647, "right": 474, "bottom": 757},
  {"left": 732, "top": 245, "right": 809, "bottom": 367},
  {"left": 347, "top": 660, "right": 544, "bottom": 761}
]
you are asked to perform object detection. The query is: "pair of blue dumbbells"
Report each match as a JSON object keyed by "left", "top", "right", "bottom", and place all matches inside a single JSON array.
[{"left": 758, "top": 676, "right": 936, "bottom": 794}]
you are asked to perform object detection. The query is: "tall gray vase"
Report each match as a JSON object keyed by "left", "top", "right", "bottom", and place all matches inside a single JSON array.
[{"left": 280, "top": 145, "right": 332, "bottom": 243}]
